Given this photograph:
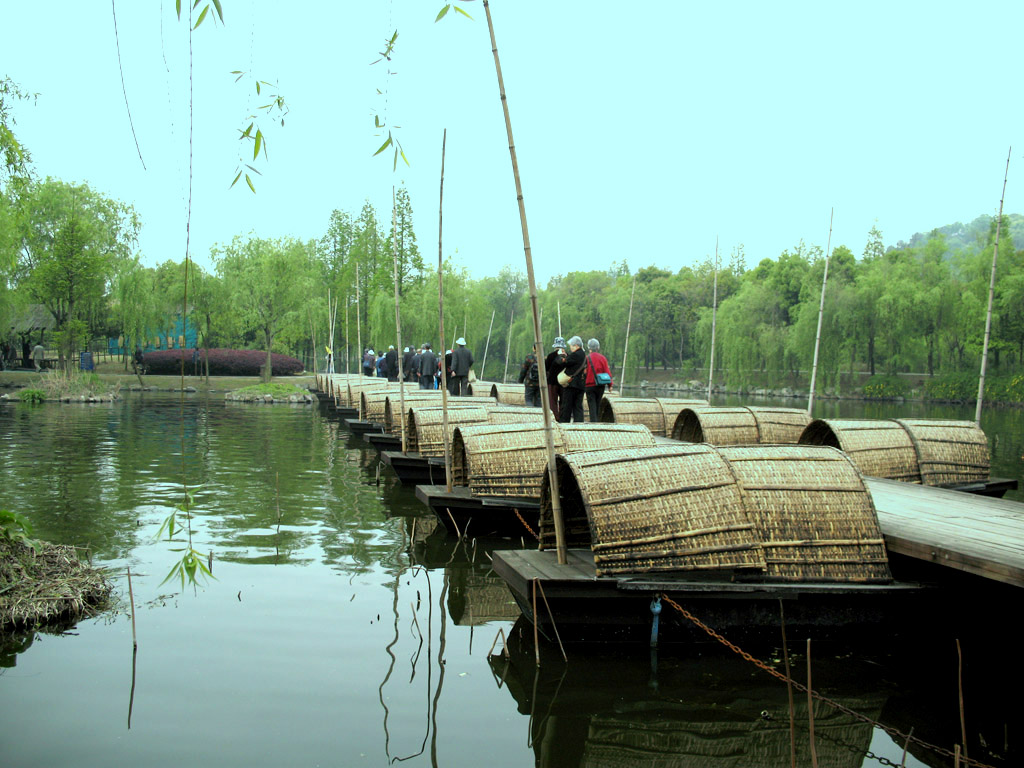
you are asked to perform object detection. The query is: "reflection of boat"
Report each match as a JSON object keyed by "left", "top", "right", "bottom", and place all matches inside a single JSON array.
[{"left": 490, "top": 626, "right": 892, "bottom": 768}]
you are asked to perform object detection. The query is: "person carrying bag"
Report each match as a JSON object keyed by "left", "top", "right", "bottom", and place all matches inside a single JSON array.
[{"left": 558, "top": 336, "right": 588, "bottom": 422}]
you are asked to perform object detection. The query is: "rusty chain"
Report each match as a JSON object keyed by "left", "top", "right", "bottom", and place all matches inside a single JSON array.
[
  {"left": 513, "top": 508, "right": 540, "bottom": 541},
  {"left": 659, "top": 594, "right": 997, "bottom": 768}
]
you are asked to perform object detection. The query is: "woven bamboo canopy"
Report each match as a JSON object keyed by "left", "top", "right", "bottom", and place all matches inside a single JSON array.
[
  {"left": 486, "top": 382, "right": 527, "bottom": 405},
  {"left": 384, "top": 394, "right": 495, "bottom": 432},
  {"left": 598, "top": 397, "right": 708, "bottom": 437},
  {"left": 343, "top": 378, "right": 390, "bottom": 408},
  {"left": 358, "top": 384, "right": 409, "bottom": 421},
  {"left": 406, "top": 405, "right": 491, "bottom": 456},
  {"left": 540, "top": 443, "right": 891, "bottom": 583},
  {"left": 672, "top": 406, "right": 811, "bottom": 446},
  {"left": 799, "top": 418, "right": 990, "bottom": 486},
  {"left": 452, "top": 423, "right": 657, "bottom": 501}
]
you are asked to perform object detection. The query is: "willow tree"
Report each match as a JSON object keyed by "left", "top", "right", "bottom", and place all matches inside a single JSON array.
[{"left": 215, "top": 235, "right": 314, "bottom": 381}]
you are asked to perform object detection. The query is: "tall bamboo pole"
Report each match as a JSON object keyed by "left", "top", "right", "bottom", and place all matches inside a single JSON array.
[
  {"left": 356, "top": 261, "right": 362, "bottom": 377},
  {"left": 391, "top": 187, "right": 408, "bottom": 453},
  {"left": 976, "top": 148, "right": 1012, "bottom": 425},
  {"left": 620, "top": 275, "right": 636, "bottom": 390},
  {"left": 708, "top": 241, "right": 718, "bottom": 403},
  {"left": 438, "top": 130, "right": 453, "bottom": 491},
  {"left": 502, "top": 309, "right": 514, "bottom": 383},
  {"left": 484, "top": 0, "right": 566, "bottom": 564},
  {"left": 557, "top": 301, "right": 562, "bottom": 338},
  {"left": 344, "top": 296, "right": 350, "bottom": 375},
  {"left": 807, "top": 210, "right": 834, "bottom": 417},
  {"left": 481, "top": 309, "right": 496, "bottom": 380}
]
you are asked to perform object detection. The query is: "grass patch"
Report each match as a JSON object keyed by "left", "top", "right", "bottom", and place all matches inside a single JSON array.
[
  {"left": 233, "top": 382, "right": 309, "bottom": 397},
  {"left": 17, "top": 389, "right": 46, "bottom": 403}
]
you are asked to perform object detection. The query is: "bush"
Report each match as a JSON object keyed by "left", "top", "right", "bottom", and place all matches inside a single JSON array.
[
  {"left": 923, "top": 372, "right": 1024, "bottom": 404},
  {"left": 18, "top": 389, "right": 46, "bottom": 403},
  {"left": 861, "top": 375, "right": 909, "bottom": 399},
  {"left": 143, "top": 348, "right": 304, "bottom": 377}
]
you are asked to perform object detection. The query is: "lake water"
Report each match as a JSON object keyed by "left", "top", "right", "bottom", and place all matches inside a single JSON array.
[{"left": 1, "top": 391, "right": 1021, "bottom": 767}]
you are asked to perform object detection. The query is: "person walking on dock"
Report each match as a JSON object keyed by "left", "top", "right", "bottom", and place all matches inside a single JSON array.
[
  {"left": 402, "top": 347, "right": 415, "bottom": 382},
  {"left": 518, "top": 343, "right": 542, "bottom": 407},
  {"left": 584, "top": 338, "right": 612, "bottom": 422},
  {"left": 559, "top": 336, "right": 587, "bottom": 423},
  {"left": 385, "top": 346, "right": 399, "bottom": 382},
  {"left": 546, "top": 337, "right": 568, "bottom": 419},
  {"left": 418, "top": 344, "right": 438, "bottom": 390},
  {"left": 451, "top": 338, "right": 474, "bottom": 396}
]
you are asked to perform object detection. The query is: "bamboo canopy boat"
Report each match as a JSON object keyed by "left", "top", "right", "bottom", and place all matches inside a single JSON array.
[
  {"left": 468, "top": 381, "right": 526, "bottom": 405},
  {"left": 492, "top": 443, "right": 918, "bottom": 642},
  {"left": 598, "top": 397, "right": 708, "bottom": 437},
  {"left": 798, "top": 418, "right": 1016, "bottom": 495},
  {"left": 671, "top": 405, "right": 811, "bottom": 445}
]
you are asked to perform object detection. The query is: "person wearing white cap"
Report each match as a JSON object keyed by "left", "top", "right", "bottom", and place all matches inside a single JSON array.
[{"left": 451, "top": 336, "right": 474, "bottom": 396}]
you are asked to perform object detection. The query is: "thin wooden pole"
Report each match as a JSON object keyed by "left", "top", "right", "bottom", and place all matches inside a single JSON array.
[
  {"left": 484, "top": 0, "right": 566, "bottom": 564},
  {"left": 807, "top": 209, "right": 834, "bottom": 417},
  {"left": 502, "top": 309, "right": 514, "bottom": 383},
  {"left": 344, "top": 296, "right": 350, "bottom": 375},
  {"left": 620, "top": 275, "right": 636, "bottom": 390},
  {"left": 976, "top": 147, "right": 1011, "bottom": 425},
  {"left": 708, "top": 240, "right": 718, "bottom": 403},
  {"left": 438, "top": 130, "right": 453, "bottom": 492},
  {"left": 807, "top": 638, "right": 819, "bottom": 768},
  {"left": 391, "top": 187, "right": 407, "bottom": 453},
  {"left": 356, "top": 261, "right": 362, "bottom": 377},
  {"left": 481, "top": 309, "right": 495, "bottom": 380},
  {"left": 557, "top": 301, "right": 562, "bottom": 338}
]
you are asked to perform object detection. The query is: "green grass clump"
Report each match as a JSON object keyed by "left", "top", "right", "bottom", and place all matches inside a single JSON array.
[
  {"left": 18, "top": 389, "right": 46, "bottom": 403},
  {"left": 233, "top": 382, "right": 308, "bottom": 397},
  {"left": 861, "top": 375, "right": 909, "bottom": 399}
]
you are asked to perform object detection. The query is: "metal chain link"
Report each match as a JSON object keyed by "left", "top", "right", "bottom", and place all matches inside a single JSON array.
[
  {"left": 513, "top": 508, "right": 540, "bottom": 541},
  {"left": 659, "top": 594, "right": 997, "bottom": 768}
]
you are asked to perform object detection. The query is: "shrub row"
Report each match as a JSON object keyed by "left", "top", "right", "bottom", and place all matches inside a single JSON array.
[
  {"left": 922, "top": 372, "right": 1024, "bottom": 403},
  {"left": 144, "top": 348, "right": 304, "bottom": 377}
]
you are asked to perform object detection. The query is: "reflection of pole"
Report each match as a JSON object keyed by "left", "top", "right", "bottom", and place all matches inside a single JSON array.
[
  {"left": 708, "top": 242, "right": 718, "bottom": 403},
  {"left": 438, "top": 132, "right": 453, "bottom": 491},
  {"left": 807, "top": 210, "right": 834, "bottom": 418},
  {"left": 429, "top": 572, "right": 449, "bottom": 767},
  {"left": 502, "top": 310, "right": 514, "bottom": 383},
  {"left": 481, "top": 309, "right": 495, "bottom": 380},
  {"left": 620, "top": 275, "right": 636, "bottom": 389},
  {"left": 485, "top": 0, "right": 565, "bottom": 564},
  {"left": 976, "top": 147, "right": 1012, "bottom": 426},
  {"left": 392, "top": 187, "right": 407, "bottom": 453}
]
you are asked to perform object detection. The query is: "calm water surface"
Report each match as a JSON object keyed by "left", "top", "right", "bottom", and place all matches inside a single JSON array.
[{"left": 1, "top": 392, "right": 1021, "bottom": 767}]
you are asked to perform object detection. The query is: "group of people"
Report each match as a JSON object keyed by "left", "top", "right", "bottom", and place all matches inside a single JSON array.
[
  {"left": 519, "top": 335, "right": 613, "bottom": 423},
  {"left": 0, "top": 340, "right": 45, "bottom": 371},
  {"left": 361, "top": 339, "right": 476, "bottom": 394}
]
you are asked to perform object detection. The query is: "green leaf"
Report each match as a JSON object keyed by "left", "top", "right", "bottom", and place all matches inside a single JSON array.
[
  {"left": 255, "top": 81, "right": 261, "bottom": 96},
  {"left": 193, "top": 5, "right": 209, "bottom": 29},
  {"left": 393, "top": 147, "right": 398, "bottom": 172},
  {"left": 176, "top": 0, "right": 182, "bottom": 19},
  {"left": 244, "top": 164, "right": 263, "bottom": 175},
  {"left": 435, "top": 4, "right": 450, "bottom": 21},
  {"left": 246, "top": 174, "right": 255, "bottom": 193},
  {"left": 212, "top": 0, "right": 223, "bottom": 22},
  {"left": 454, "top": 5, "right": 473, "bottom": 19},
  {"left": 230, "top": 170, "right": 243, "bottom": 188},
  {"left": 373, "top": 135, "right": 393, "bottom": 157},
  {"left": 374, "top": 115, "right": 382, "bottom": 128},
  {"left": 253, "top": 130, "right": 262, "bottom": 160},
  {"left": 400, "top": 149, "right": 409, "bottom": 167}
]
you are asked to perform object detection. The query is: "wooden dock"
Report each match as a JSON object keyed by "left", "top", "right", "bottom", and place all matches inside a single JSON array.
[
  {"left": 382, "top": 451, "right": 448, "bottom": 485},
  {"left": 867, "top": 477, "right": 1024, "bottom": 588},
  {"left": 414, "top": 484, "right": 540, "bottom": 538}
]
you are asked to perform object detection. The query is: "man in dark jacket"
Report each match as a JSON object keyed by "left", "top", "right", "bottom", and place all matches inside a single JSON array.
[
  {"left": 451, "top": 337, "right": 474, "bottom": 395},
  {"left": 559, "top": 336, "right": 587, "bottom": 423},
  {"left": 518, "top": 344, "right": 541, "bottom": 407},
  {"left": 402, "top": 347, "right": 415, "bottom": 382},
  {"left": 545, "top": 337, "right": 567, "bottom": 419},
  {"left": 385, "top": 346, "right": 399, "bottom": 382},
  {"left": 418, "top": 343, "right": 438, "bottom": 389}
]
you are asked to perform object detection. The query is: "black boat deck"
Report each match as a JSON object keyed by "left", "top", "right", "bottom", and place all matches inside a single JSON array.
[
  {"left": 363, "top": 432, "right": 402, "bottom": 451},
  {"left": 382, "top": 451, "right": 448, "bottom": 485},
  {"left": 414, "top": 484, "right": 540, "bottom": 538}
]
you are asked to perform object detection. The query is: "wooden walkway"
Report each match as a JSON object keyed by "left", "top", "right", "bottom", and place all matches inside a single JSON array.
[{"left": 866, "top": 478, "right": 1024, "bottom": 588}]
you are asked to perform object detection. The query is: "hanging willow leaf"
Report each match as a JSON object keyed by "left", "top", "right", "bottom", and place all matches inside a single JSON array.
[
  {"left": 435, "top": 4, "right": 451, "bottom": 21},
  {"left": 212, "top": 0, "right": 223, "bottom": 22},
  {"left": 230, "top": 170, "right": 243, "bottom": 188},
  {"left": 373, "top": 134, "right": 393, "bottom": 156},
  {"left": 454, "top": 5, "right": 473, "bottom": 19},
  {"left": 245, "top": 174, "right": 255, "bottom": 193},
  {"left": 400, "top": 149, "right": 409, "bottom": 167},
  {"left": 253, "top": 130, "right": 262, "bottom": 160},
  {"left": 193, "top": 5, "right": 209, "bottom": 29},
  {"left": 176, "top": 0, "right": 182, "bottom": 19}
]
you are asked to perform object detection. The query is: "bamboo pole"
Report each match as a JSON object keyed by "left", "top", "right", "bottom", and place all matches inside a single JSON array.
[
  {"left": 557, "top": 301, "right": 562, "bottom": 338},
  {"left": 708, "top": 241, "right": 718, "bottom": 403},
  {"left": 481, "top": 309, "right": 495, "bottom": 380},
  {"left": 330, "top": 293, "right": 338, "bottom": 374},
  {"left": 807, "top": 209, "right": 834, "bottom": 417},
  {"left": 438, "top": 130, "right": 453, "bottom": 492},
  {"left": 976, "top": 147, "right": 1011, "bottom": 425},
  {"left": 391, "top": 187, "right": 408, "bottom": 453},
  {"left": 344, "top": 296, "right": 350, "bottom": 375},
  {"left": 356, "top": 261, "right": 362, "bottom": 377},
  {"left": 620, "top": 275, "right": 636, "bottom": 390},
  {"left": 502, "top": 309, "right": 514, "bottom": 383},
  {"left": 484, "top": 0, "right": 566, "bottom": 564}
]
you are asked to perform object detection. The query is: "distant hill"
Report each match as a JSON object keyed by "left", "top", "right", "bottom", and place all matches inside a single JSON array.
[{"left": 896, "top": 213, "right": 1024, "bottom": 254}]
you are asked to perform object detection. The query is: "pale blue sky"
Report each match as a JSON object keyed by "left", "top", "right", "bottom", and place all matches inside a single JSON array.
[{"left": 4, "top": 1, "right": 1021, "bottom": 285}]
